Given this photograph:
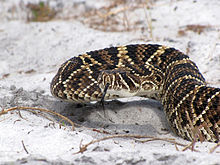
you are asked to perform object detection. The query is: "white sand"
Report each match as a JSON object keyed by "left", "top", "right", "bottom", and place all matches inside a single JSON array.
[{"left": 0, "top": 0, "right": 220, "bottom": 164}]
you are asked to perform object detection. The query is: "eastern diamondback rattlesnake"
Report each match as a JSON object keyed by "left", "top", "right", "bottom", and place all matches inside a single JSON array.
[{"left": 51, "top": 44, "right": 220, "bottom": 142}]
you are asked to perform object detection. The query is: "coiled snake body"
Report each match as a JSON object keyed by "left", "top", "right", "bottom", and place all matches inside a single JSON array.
[{"left": 51, "top": 44, "right": 220, "bottom": 142}]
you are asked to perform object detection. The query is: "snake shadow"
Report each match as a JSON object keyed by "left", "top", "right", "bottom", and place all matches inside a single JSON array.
[{"left": 51, "top": 97, "right": 173, "bottom": 137}]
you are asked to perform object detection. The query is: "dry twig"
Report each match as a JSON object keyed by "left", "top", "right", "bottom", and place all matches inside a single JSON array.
[
  {"left": 21, "top": 140, "right": 29, "bottom": 154},
  {"left": 73, "top": 134, "right": 189, "bottom": 154},
  {"left": 143, "top": 2, "right": 154, "bottom": 41},
  {"left": 0, "top": 106, "right": 75, "bottom": 130},
  {"left": 182, "top": 111, "right": 205, "bottom": 152},
  {"left": 210, "top": 142, "right": 220, "bottom": 153}
]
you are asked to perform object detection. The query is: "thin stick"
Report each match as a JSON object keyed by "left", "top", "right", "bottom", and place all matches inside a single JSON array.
[
  {"left": 21, "top": 140, "right": 29, "bottom": 154},
  {"left": 135, "top": 137, "right": 187, "bottom": 147},
  {"left": 175, "top": 142, "right": 180, "bottom": 151},
  {"left": 28, "top": 110, "right": 56, "bottom": 123},
  {"left": 18, "top": 111, "right": 27, "bottom": 120},
  {"left": 73, "top": 134, "right": 188, "bottom": 154},
  {"left": 182, "top": 111, "right": 205, "bottom": 152},
  {"left": 143, "top": 1, "right": 154, "bottom": 41},
  {"left": 210, "top": 142, "right": 220, "bottom": 153},
  {"left": 0, "top": 115, "right": 11, "bottom": 122},
  {"left": 0, "top": 106, "right": 75, "bottom": 131}
]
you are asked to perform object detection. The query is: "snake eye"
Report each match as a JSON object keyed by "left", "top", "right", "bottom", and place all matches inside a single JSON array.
[{"left": 155, "top": 75, "right": 162, "bottom": 82}]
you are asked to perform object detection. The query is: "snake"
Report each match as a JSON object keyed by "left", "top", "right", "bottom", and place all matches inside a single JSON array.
[{"left": 50, "top": 44, "right": 220, "bottom": 142}]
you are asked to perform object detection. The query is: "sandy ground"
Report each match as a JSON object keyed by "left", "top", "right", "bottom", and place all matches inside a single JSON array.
[{"left": 0, "top": 0, "right": 220, "bottom": 164}]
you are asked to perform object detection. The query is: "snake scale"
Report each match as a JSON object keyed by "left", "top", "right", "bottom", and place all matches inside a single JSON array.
[{"left": 50, "top": 44, "right": 220, "bottom": 142}]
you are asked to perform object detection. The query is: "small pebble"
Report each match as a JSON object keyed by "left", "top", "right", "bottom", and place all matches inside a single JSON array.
[
  {"left": 31, "top": 92, "right": 38, "bottom": 101},
  {"left": 10, "top": 85, "right": 16, "bottom": 90},
  {"left": 17, "top": 87, "right": 23, "bottom": 93},
  {"left": 39, "top": 90, "right": 45, "bottom": 94}
]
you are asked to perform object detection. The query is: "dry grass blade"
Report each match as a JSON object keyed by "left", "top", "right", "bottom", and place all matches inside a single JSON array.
[
  {"left": 99, "top": 6, "right": 129, "bottom": 19},
  {"left": 185, "top": 24, "right": 211, "bottom": 34},
  {"left": 178, "top": 24, "right": 212, "bottom": 36},
  {"left": 143, "top": 2, "right": 154, "bottom": 41},
  {"left": 73, "top": 134, "right": 189, "bottom": 154},
  {"left": 182, "top": 142, "right": 199, "bottom": 152},
  {"left": 210, "top": 142, "right": 220, "bottom": 153},
  {"left": 75, "top": 0, "right": 151, "bottom": 32},
  {"left": 181, "top": 112, "right": 212, "bottom": 152},
  {"left": 0, "top": 114, "right": 11, "bottom": 122},
  {"left": 0, "top": 106, "right": 75, "bottom": 130},
  {"left": 21, "top": 140, "right": 29, "bottom": 154},
  {"left": 175, "top": 142, "right": 180, "bottom": 151},
  {"left": 135, "top": 137, "right": 187, "bottom": 147},
  {"left": 28, "top": 109, "right": 56, "bottom": 123},
  {"left": 18, "top": 110, "right": 26, "bottom": 120},
  {"left": 182, "top": 111, "right": 205, "bottom": 152}
]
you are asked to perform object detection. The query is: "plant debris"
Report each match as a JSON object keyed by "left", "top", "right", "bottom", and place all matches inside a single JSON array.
[
  {"left": 71, "top": 0, "right": 154, "bottom": 33},
  {"left": 73, "top": 134, "right": 191, "bottom": 154},
  {"left": 0, "top": 106, "right": 75, "bottom": 130},
  {"left": 178, "top": 24, "right": 212, "bottom": 36},
  {"left": 26, "top": 1, "right": 57, "bottom": 22}
]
